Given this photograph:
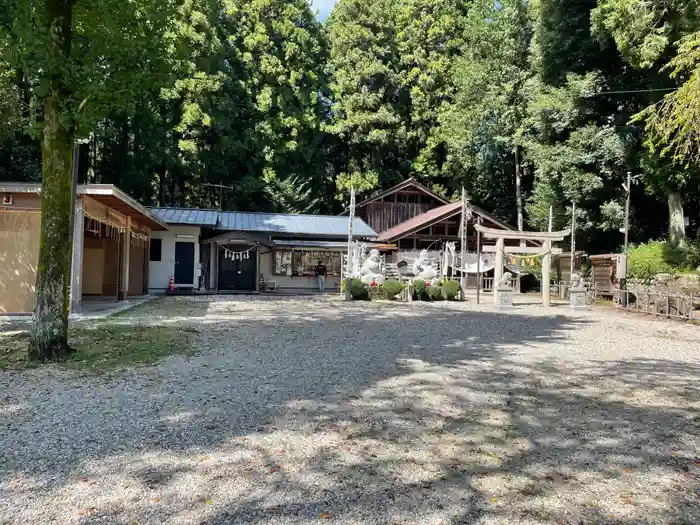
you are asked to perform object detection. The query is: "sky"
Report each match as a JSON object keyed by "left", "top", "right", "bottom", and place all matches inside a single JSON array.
[{"left": 309, "top": 0, "right": 336, "bottom": 21}]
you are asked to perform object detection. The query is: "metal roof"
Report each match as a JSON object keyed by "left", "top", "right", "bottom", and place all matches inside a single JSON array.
[
  {"left": 150, "top": 207, "right": 377, "bottom": 238},
  {"left": 377, "top": 201, "right": 462, "bottom": 241},
  {"left": 273, "top": 239, "right": 391, "bottom": 249},
  {"left": 150, "top": 208, "right": 219, "bottom": 227},
  {"left": 376, "top": 200, "right": 520, "bottom": 242}
]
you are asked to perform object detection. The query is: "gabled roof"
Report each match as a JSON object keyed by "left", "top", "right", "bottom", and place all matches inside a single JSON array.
[
  {"left": 346, "top": 177, "right": 450, "bottom": 213},
  {"left": 377, "top": 201, "right": 462, "bottom": 241},
  {"left": 150, "top": 207, "right": 377, "bottom": 238},
  {"left": 377, "top": 200, "right": 517, "bottom": 242}
]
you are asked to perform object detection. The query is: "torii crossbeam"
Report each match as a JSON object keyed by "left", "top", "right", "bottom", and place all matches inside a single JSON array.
[{"left": 474, "top": 225, "right": 570, "bottom": 307}]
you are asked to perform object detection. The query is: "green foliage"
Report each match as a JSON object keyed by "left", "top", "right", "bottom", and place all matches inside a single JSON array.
[
  {"left": 1, "top": 0, "right": 700, "bottom": 272},
  {"left": 591, "top": 0, "right": 699, "bottom": 70},
  {"left": 413, "top": 279, "right": 427, "bottom": 300},
  {"left": 349, "top": 279, "right": 370, "bottom": 300},
  {"left": 627, "top": 241, "right": 676, "bottom": 279},
  {"left": 378, "top": 279, "right": 406, "bottom": 300},
  {"left": 637, "top": 31, "right": 700, "bottom": 166},
  {"left": 428, "top": 285, "right": 444, "bottom": 301},
  {"left": 439, "top": 0, "right": 530, "bottom": 220},
  {"left": 521, "top": 256, "right": 542, "bottom": 276},
  {"left": 664, "top": 240, "right": 700, "bottom": 271},
  {"left": 441, "top": 280, "right": 460, "bottom": 300},
  {"left": 627, "top": 240, "right": 700, "bottom": 279}
]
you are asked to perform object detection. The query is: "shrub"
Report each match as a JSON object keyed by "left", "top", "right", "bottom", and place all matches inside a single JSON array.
[
  {"left": 380, "top": 279, "right": 405, "bottom": 300},
  {"left": 349, "top": 279, "right": 370, "bottom": 300},
  {"left": 428, "top": 285, "right": 444, "bottom": 301},
  {"left": 628, "top": 241, "right": 675, "bottom": 279},
  {"left": 412, "top": 279, "right": 427, "bottom": 300},
  {"left": 442, "top": 280, "right": 460, "bottom": 300},
  {"left": 664, "top": 239, "right": 700, "bottom": 272}
]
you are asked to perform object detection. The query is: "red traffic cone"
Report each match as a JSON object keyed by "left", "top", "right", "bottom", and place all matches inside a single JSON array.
[{"left": 169, "top": 275, "right": 175, "bottom": 293}]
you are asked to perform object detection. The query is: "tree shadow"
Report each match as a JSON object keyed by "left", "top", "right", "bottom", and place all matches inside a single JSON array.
[{"left": 2, "top": 297, "right": 699, "bottom": 524}]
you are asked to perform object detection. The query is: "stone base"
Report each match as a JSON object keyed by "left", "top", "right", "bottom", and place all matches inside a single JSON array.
[
  {"left": 569, "top": 288, "right": 587, "bottom": 308},
  {"left": 496, "top": 288, "right": 514, "bottom": 309}
]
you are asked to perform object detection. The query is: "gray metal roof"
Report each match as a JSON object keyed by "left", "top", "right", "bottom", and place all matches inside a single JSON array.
[
  {"left": 150, "top": 208, "right": 219, "bottom": 227},
  {"left": 273, "top": 239, "right": 388, "bottom": 249},
  {"left": 149, "top": 207, "right": 377, "bottom": 238}
]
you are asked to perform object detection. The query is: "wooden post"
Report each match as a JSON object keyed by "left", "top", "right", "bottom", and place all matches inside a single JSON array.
[
  {"left": 542, "top": 240, "right": 552, "bottom": 307},
  {"left": 255, "top": 246, "right": 260, "bottom": 292},
  {"left": 143, "top": 236, "right": 150, "bottom": 295},
  {"left": 494, "top": 237, "right": 505, "bottom": 302},
  {"left": 209, "top": 242, "right": 217, "bottom": 290},
  {"left": 118, "top": 217, "right": 131, "bottom": 301},
  {"left": 69, "top": 198, "right": 84, "bottom": 314},
  {"left": 476, "top": 218, "right": 482, "bottom": 304}
]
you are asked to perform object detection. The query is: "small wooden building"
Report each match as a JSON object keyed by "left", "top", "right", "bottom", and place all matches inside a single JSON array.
[
  {"left": 589, "top": 253, "right": 621, "bottom": 296},
  {"left": 554, "top": 251, "right": 587, "bottom": 283},
  {"left": 148, "top": 208, "right": 380, "bottom": 293},
  {"left": 0, "top": 183, "right": 168, "bottom": 315}
]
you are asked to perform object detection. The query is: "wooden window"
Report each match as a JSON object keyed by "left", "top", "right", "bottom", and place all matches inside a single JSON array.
[
  {"left": 292, "top": 251, "right": 342, "bottom": 277},
  {"left": 149, "top": 238, "right": 162, "bottom": 262},
  {"left": 272, "top": 250, "right": 342, "bottom": 276},
  {"left": 273, "top": 250, "right": 294, "bottom": 276}
]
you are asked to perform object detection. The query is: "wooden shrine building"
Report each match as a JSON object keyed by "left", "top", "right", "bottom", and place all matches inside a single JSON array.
[{"left": 345, "top": 178, "right": 522, "bottom": 260}]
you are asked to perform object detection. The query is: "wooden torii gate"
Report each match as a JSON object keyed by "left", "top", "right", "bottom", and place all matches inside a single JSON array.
[{"left": 474, "top": 225, "right": 570, "bottom": 307}]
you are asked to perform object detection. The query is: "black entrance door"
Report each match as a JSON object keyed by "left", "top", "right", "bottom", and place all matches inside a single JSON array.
[
  {"left": 174, "top": 242, "right": 195, "bottom": 285},
  {"left": 218, "top": 247, "right": 256, "bottom": 291}
]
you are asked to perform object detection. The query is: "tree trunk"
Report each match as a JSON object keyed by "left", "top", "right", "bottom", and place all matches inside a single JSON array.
[
  {"left": 668, "top": 191, "right": 686, "bottom": 248},
  {"left": 29, "top": 0, "right": 74, "bottom": 361},
  {"left": 515, "top": 146, "right": 523, "bottom": 232}
]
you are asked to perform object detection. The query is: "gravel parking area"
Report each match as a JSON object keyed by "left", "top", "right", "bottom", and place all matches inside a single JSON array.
[{"left": 1, "top": 296, "right": 699, "bottom": 525}]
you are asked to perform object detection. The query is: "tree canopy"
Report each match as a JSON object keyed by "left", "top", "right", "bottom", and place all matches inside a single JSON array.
[{"left": 2, "top": 0, "right": 700, "bottom": 354}]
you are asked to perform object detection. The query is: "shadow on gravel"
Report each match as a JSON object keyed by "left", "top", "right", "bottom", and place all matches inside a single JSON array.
[{"left": 3, "top": 297, "right": 700, "bottom": 525}]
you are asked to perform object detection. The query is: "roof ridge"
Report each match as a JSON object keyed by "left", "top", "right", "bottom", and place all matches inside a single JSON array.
[{"left": 151, "top": 206, "right": 368, "bottom": 220}]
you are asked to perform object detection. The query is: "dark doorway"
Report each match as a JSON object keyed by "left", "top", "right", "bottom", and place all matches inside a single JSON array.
[
  {"left": 218, "top": 246, "right": 257, "bottom": 291},
  {"left": 174, "top": 242, "right": 195, "bottom": 285}
]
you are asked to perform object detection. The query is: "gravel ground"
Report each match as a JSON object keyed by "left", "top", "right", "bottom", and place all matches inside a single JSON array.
[{"left": 1, "top": 296, "right": 699, "bottom": 525}]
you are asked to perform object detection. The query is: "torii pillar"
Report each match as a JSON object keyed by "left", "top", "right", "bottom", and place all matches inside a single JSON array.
[{"left": 475, "top": 225, "right": 570, "bottom": 307}]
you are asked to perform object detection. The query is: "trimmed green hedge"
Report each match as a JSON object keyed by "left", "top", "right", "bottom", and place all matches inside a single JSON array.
[
  {"left": 428, "top": 285, "right": 444, "bottom": 301},
  {"left": 412, "top": 279, "right": 427, "bottom": 300},
  {"left": 379, "top": 279, "right": 406, "bottom": 300},
  {"left": 349, "top": 279, "right": 370, "bottom": 300},
  {"left": 441, "top": 280, "right": 460, "bottom": 300}
]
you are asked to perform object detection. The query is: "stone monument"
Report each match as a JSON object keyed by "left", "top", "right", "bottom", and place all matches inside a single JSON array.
[
  {"left": 496, "top": 272, "right": 514, "bottom": 310},
  {"left": 569, "top": 271, "right": 587, "bottom": 308}
]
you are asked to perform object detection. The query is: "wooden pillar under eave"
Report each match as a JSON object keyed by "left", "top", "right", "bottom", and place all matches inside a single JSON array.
[
  {"left": 70, "top": 198, "right": 85, "bottom": 314},
  {"left": 542, "top": 240, "right": 552, "bottom": 307},
  {"left": 118, "top": 217, "right": 131, "bottom": 301},
  {"left": 255, "top": 246, "right": 260, "bottom": 293},
  {"left": 143, "top": 234, "right": 151, "bottom": 295},
  {"left": 209, "top": 242, "right": 217, "bottom": 291}
]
